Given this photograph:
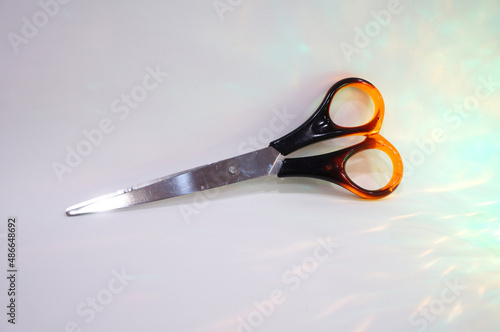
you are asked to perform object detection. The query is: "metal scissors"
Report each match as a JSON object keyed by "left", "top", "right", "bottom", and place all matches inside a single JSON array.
[{"left": 66, "top": 77, "right": 403, "bottom": 216}]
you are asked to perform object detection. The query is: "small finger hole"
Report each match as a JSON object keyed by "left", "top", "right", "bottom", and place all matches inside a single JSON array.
[
  {"left": 329, "top": 86, "right": 375, "bottom": 127},
  {"left": 345, "top": 149, "right": 393, "bottom": 191}
]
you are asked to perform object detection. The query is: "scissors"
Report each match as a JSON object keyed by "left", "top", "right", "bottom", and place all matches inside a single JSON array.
[{"left": 66, "top": 77, "right": 403, "bottom": 216}]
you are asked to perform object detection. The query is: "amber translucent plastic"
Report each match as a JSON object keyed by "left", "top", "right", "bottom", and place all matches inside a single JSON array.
[{"left": 273, "top": 78, "right": 404, "bottom": 199}]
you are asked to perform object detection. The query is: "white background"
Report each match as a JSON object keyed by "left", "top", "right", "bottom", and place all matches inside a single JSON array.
[{"left": 1, "top": 1, "right": 499, "bottom": 331}]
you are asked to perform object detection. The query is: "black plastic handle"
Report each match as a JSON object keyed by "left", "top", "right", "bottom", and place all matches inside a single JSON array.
[
  {"left": 276, "top": 134, "right": 404, "bottom": 199},
  {"left": 269, "top": 77, "right": 385, "bottom": 156}
]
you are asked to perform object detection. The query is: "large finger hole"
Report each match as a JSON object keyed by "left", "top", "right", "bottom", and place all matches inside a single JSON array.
[
  {"left": 345, "top": 149, "right": 393, "bottom": 191},
  {"left": 329, "top": 86, "right": 375, "bottom": 127}
]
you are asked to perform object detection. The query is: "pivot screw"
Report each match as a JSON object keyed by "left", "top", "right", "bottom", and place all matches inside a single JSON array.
[{"left": 228, "top": 165, "right": 238, "bottom": 175}]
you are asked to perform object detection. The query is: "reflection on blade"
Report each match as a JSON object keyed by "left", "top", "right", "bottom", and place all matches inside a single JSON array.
[{"left": 66, "top": 147, "right": 282, "bottom": 216}]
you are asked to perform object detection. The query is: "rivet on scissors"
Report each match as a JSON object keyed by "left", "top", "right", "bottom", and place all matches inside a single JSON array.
[{"left": 228, "top": 165, "right": 238, "bottom": 175}]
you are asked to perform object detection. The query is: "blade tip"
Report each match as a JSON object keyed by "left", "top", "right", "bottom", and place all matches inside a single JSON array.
[{"left": 65, "top": 207, "right": 79, "bottom": 216}]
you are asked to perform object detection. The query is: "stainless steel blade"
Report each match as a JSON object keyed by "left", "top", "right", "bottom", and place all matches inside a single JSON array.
[{"left": 66, "top": 146, "right": 282, "bottom": 216}]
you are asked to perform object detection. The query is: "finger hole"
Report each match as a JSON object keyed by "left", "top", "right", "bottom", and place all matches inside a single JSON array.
[
  {"left": 329, "top": 86, "right": 375, "bottom": 128},
  {"left": 345, "top": 149, "right": 393, "bottom": 191}
]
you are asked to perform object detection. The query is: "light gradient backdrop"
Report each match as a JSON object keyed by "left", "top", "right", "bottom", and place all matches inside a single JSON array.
[{"left": 1, "top": 1, "right": 499, "bottom": 331}]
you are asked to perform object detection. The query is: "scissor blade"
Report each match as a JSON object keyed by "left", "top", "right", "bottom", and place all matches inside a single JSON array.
[{"left": 66, "top": 147, "right": 282, "bottom": 216}]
